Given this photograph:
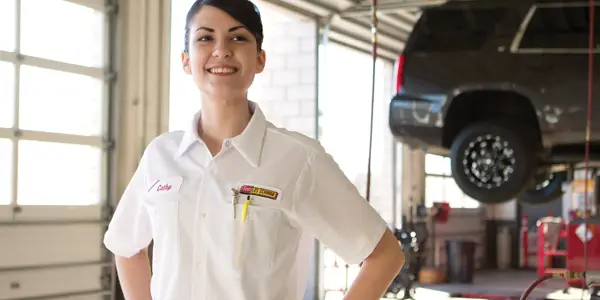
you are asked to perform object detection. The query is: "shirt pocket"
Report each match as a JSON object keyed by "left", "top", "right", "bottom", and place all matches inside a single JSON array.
[
  {"left": 232, "top": 183, "right": 284, "bottom": 275},
  {"left": 145, "top": 176, "right": 184, "bottom": 248},
  {"left": 235, "top": 204, "right": 282, "bottom": 275}
]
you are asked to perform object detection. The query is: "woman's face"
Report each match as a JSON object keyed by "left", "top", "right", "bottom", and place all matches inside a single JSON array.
[{"left": 182, "top": 5, "right": 266, "bottom": 101}]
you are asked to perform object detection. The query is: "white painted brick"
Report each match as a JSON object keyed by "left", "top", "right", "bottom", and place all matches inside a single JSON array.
[
  {"left": 271, "top": 70, "right": 300, "bottom": 86},
  {"left": 285, "top": 116, "right": 315, "bottom": 134},
  {"left": 263, "top": 27, "right": 286, "bottom": 39},
  {"left": 265, "top": 55, "right": 286, "bottom": 70},
  {"left": 258, "top": 86, "right": 286, "bottom": 101},
  {"left": 300, "top": 99, "right": 316, "bottom": 117},
  {"left": 252, "top": 72, "right": 271, "bottom": 88},
  {"left": 271, "top": 101, "right": 301, "bottom": 117},
  {"left": 270, "top": 38, "right": 300, "bottom": 54},
  {"left": 300, "top": 36, "right": 316, "bottom": 52},
  {"left": 287, "top": 84, "right": 315, "bottom": 101},
  {"left": 284, "top": 22, "right": 316, "bottom": 38},
  {"left": 286, "top": 53, "right": 315, "bottom": 69},
  {"left": 300, "top": 68, "right": 316, "bottom": 84}
]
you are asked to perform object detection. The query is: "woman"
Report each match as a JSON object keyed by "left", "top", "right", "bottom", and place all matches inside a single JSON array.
[{"left": 103, "top": 0, "right": 404, "bottom": 299}]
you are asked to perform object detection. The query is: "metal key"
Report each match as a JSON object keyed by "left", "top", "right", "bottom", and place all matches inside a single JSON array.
[{"left": 231, "top": 188, "right": 239, "bottom": 219}]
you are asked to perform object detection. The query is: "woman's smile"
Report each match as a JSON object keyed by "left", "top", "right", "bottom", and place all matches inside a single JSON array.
[{"left": 206, "top": 65, "right": 238, "bottom": 76}]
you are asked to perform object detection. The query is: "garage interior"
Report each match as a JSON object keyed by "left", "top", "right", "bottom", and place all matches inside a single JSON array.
[{"left": 1, "top": 0, "right": 600, "bottom": 299}]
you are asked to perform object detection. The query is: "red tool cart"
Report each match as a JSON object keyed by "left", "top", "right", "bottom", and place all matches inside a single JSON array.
[{"left": 566, "top": 217, "right": 600, "bottom": 287}]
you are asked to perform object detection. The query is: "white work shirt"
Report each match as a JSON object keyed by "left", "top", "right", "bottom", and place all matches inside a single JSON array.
[{"left": 103, "top": 102, "right": 388, "bottom": 300}]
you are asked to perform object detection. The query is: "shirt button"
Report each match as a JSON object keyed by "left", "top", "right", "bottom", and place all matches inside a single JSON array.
[
  {"left": 201, "top": 212, "right": 206, "bottom": 218},
  {"left": 224, "top": 140, "right": 231, "bottom": 147}
]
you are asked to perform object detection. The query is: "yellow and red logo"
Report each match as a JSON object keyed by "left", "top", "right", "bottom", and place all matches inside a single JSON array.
[{"left": 240, "top": 185, "right": 278, "bottom": 200}]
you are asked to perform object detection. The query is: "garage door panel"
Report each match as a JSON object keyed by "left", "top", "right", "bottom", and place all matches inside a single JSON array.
[
  {"left": 0, "top": 62, "right": 15, "bottom": 128},
  {"left": 0, "top": 224, "right": 104, "bottom": 268},
  {"left": 0, "top": 0, "right": 15, "bottom": 52},
  {"left": 20, "top": 0, "right": 105, "bottom": 68},
  {"left": 17, "top": 141, "right": 102, "bottom": 206},
  {"left": 0, "top": 264, "right": 104, "bottom": 300},
  {"left": 12, "top": 206, "right": 103, "bottom": 222},
  {"left": 0, "top": 207, "right": 12, "bottom": 221}
]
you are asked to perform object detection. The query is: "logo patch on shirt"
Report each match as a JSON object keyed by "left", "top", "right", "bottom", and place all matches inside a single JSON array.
[{"left": 239, "top": 184, "right": 279, "bottom": 200}]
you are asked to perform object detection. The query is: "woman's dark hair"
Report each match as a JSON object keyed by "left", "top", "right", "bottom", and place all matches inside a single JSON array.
[{"left": 184, "top": 0, "right": 264, "bottom": 53}]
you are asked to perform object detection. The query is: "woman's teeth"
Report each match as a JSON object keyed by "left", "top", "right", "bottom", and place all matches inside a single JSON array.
[{"left": 208, "top": 67, "right": 236, "bottom": 74}]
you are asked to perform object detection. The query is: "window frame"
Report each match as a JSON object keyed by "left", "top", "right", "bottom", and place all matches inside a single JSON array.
[
  {"left": 424, "top": 153, "right": 480, "bottom": 209},
  {"left": 0, "top": 0, "right": 113, "bottom": 207},
  {"left": 510, "top": 1, "right": 600, "bottom": 54}
]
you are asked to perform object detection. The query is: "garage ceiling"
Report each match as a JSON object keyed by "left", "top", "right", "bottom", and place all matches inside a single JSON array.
[{"left": 260, "top": 0, "right": 447, "bottom": 61}]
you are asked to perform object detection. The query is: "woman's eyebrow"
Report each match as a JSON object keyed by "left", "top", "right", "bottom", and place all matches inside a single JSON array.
[
  {"left": 196, "top": 26, "right": 214, "bottom": 32},
  {"left": 194, "top": 25, "right": 247, "bottom": 33},
  {"left": 228, "top": 25, "right": 247, "bottom": 32}
]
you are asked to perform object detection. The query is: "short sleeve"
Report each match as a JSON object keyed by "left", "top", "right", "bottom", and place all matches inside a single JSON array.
[
  {"left": 103, "top": 152, "right": 153, "bottom": 258},
  {"left": 290, "top": 150, "right": 388, "bottom": 265}
]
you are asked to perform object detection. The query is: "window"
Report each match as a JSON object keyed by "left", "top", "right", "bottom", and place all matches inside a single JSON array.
[
  {"left": 0, "top": 139, "right": 13, "bottom": 205},
  {"left": 0, "top": 0, "right": 16, "bottom": 52},
  {"left": 168, "top": 0, "right": 201, "bottom": 131},
  {"left": 318, "top": 42, "right": 395, "bottom": 295},
  {"left": 425, "top": 154, "right": 480, "bottom": 208},
  {"left": 0, "top": 62, "right": 15, "bottom": 128},
  {"left": 20, "top": 0, "right": 104, "bottom": 67},
  {"left": 19, "top": 65, "right": 103, "bottom": 136},
  {"left": 17, "top": 141, "right": 102, "bottom": 205},
  {"left": 0, "top": 0, "right": 108, "bottom": 206},
  {"left": 520, "top": 4, "right": 600, "bottom": 49}
]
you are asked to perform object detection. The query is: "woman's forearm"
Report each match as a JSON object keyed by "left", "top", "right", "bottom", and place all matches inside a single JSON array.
[
  {"left": 115, "top": 249, "right": 153, "bottom": 300},
  {"left": 344, "top": 229, "right": 405, "bottom": 300}
]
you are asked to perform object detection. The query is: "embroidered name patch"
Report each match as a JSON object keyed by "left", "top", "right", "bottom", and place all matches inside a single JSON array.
[{"left": 240, "top": 185, "right": 279, "bottom": 200}]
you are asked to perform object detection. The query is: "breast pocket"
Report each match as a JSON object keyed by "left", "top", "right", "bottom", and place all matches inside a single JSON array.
[
  {"left": 235, "top": 203, "right": 282, "bottom": 275},
  {"left": 145, "top": 177, "right": 183, "bottom": 248}
]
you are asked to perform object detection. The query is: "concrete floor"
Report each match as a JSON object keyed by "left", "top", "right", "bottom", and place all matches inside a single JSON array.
[{"left": 386, "top": 270, "right": 592, "bottom": 300}]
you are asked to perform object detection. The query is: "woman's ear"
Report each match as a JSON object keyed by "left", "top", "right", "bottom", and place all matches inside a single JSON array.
[
  {"left": 181, "top": 51, "right": 192, "bottom": 75},
  {"left": 256, "top": 50, "right": 266, "bottom": 74}
]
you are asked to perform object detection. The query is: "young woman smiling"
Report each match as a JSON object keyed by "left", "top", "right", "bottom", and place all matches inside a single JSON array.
[{"left": 103, "top": 1, "right": 405, "bottom": 299}]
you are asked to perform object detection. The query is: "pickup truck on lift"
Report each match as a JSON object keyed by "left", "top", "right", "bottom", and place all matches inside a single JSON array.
[{"left": 388, "top": 0, "right": 600, "bottom": 205}]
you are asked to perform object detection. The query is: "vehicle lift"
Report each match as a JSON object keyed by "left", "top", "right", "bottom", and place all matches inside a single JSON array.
[{"left": 355, "top": 0, "right": 599, "bottom": 298}]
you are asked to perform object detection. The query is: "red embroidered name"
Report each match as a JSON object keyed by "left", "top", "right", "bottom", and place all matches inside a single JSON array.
[{"left": 157, "top": 184, "right": 172, "bottom": 192}]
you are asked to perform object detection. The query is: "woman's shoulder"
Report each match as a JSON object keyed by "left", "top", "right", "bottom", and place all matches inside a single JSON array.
[{"left": 265, "top": 123, "right": 325, "bottom": 154}]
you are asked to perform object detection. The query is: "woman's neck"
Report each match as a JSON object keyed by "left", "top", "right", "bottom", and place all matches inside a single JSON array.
[{"left": 198, "top": 97, "right": 252, "bottom": 155}]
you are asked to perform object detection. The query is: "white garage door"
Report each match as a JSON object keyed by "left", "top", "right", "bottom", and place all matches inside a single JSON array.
[{"left": 0, "top": 1, "right": 116, "bottom": 299}]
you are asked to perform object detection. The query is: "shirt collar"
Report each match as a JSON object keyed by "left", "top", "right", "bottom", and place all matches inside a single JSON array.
[{"left": 175, "top": 101, "right": 267, "bottom": 167}]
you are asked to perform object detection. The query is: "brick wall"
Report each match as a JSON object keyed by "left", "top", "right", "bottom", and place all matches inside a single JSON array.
[{"left": 249, "top": 1, "right": 317, "bottom": 138}]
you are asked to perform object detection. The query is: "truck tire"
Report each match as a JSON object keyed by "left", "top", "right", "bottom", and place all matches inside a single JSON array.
[
  {"left": 450, "top": 122, "right": 538, "bottom": 204},
  {"left": 520, "top": 171, "right": 566, "bottom": 205}
]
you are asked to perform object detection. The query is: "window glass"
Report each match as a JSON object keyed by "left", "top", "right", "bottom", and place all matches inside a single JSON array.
[
  {"left": 0, "top": 62, "right": 15, "bottom": 128},
  {"left": 0, "top": 0, "right": 16, "bottom": 51},
  {"left": 425, "top": 176, "right": 445, "bottom": 207},
  {"left": 425, "top": 153, "right": 480, "bottom": 208},
  {"left": 425, "top": 153, "right": 451, "bottom": 175},
  {"left": 17, "top": 141, "right": 101, "bottom": 205},
  {"left": 19, "top": 65, "right": 103, "bottom": 136},
  {"left": 169, "top": 0, "right": 201, "bottom": 131},
  {"left": 521, "top": 5, "right": 600, "bottom": 49},
  {"left": 20, "top": 0, "right": 104, "bottom": 67},
  {"left": 0, "top": 139, "right": 12, "bottom": 205}
]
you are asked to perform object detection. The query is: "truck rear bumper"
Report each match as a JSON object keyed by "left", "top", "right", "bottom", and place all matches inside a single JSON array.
[{"left": 388, "top": 93, "right": 445, "bottom": 149}]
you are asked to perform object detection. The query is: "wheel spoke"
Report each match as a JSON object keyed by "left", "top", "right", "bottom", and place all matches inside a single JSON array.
[{"left": 463, "top": 134, "right": 516, "bottom": 190}]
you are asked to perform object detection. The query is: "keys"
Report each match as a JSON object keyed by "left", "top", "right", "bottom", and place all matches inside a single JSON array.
[{"left": 230, "top": 188, "right": 239, "bottom": 219}]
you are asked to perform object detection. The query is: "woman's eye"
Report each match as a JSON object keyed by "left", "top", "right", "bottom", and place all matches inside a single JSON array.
[
  {"left": 232, "top": 36, "right": 248, "bottom": 42},
  {"left": 197, "top": 36, "right": 212, "bottom": 42}
]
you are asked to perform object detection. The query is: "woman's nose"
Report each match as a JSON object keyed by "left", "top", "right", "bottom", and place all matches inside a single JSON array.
[{"left": 212, "top": 42, "right": 232, "bottom": 58}]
